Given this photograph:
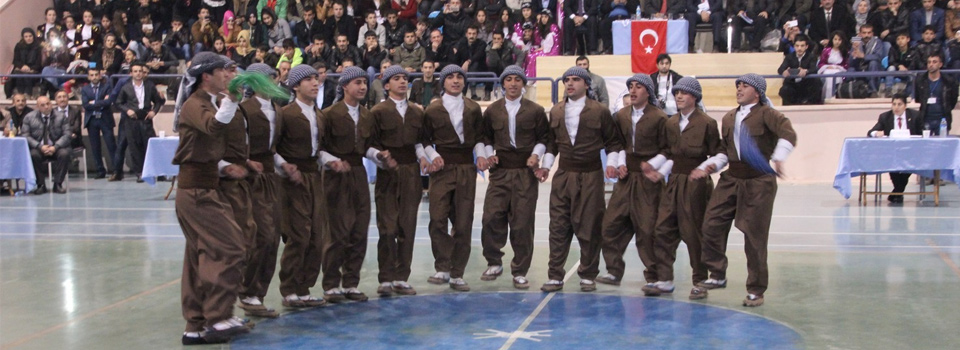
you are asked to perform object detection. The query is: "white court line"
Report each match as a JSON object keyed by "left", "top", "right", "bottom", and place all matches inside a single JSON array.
[{"left": 498, "top": 262, "right": 580, "bottom": 350}]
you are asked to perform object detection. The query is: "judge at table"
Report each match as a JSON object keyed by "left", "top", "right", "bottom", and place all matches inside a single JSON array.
[{"left": 867, "top": 93, "right": 922, "bottom": 203}]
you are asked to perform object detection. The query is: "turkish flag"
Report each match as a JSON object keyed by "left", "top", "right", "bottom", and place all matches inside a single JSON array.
[{"left": 631, "top": 21, "right": 667, "bottom": 74}]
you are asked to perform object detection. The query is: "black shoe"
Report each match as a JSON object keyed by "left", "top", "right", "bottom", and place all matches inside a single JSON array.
[
  {"left": 136, "top": 176, "right": 145, "bottom": 183},
  {"left": 471, "top": 94, "right": 481, "bottom": 101},
  {"left": 32, "top": 184, "right": 47, "bottom": 195},
  {"left": 108, "top": 174, "right": 123, "bottom": 182},
  {"left": 52, "top": 183, "right": 66, "bottom": 194},
  {"left": 157, "top": 176, "right": 167, "bottom": 182},
  {"left": 94, "top": 172, "right": 107, "bottom": 179},
  {"left": 482, "top": 94, "right": 491, "bottom": 101}
]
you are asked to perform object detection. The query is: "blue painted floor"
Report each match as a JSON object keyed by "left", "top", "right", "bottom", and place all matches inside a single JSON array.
[{"left": 230, "top": 293, "right": 802, "bottom": 350}]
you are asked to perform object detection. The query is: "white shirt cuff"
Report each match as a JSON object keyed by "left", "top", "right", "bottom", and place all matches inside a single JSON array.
[
  {"left": 214, "top": 98, "right": 239, "bottom": 124},
  {"left": 425, "top": 145, "right": 440, "bottom": 161},
  {"left": 366, "top": 147, "right": 384, "bottom": 168},
  {"left": 659, "top": 159, "right": 673, "bottom": 178},
  {"left": 583, "top": 15, "right": 589, "bottom": 20},
  {"left": 606, "top": 151, "right": 620, "bottom": 169},
  {"left": 218, "top": 160, "right": 231, "bottom": 176},
  {"left": 770, "top": 138, "right": 795, "bottom": 162},
  {"left": 697, "top": 153, "right": 729, "bottom": 172},
  {"left": 319, "top": 151, "right": 341, "bottom": 167},
  {"left": 474, "top": 143, "right": 488, "bottom": 159},
  {"left": 541, "top": 153, "right": 556, "bottom": 169},
  {"left": 532, "top": 143, "right": 546, "bottom": 159},
  {"left": 648, "top": 154, "right": 667, "bottom": 170},
  {"left": 415, "top": 144, "right": 427, "bottom": 161},
  {"left": 485, "top": 145, "right": 495, "bottom": 158}
]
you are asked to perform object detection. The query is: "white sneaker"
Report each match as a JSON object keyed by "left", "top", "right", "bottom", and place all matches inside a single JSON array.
[
  {"left": 428, "top": 271, "right": 451, "bottom": 284},
  {"left": 449, "top": 278, "right": 470, "bottom": 291},
  {"left": 392, "top": 281, "right": 412, "bottom": 289},
  {"left": 481, "top": 265, "right": 503, "bottom": 281},
  {"left": 655, "top": 281, "right": 675, "bottom": 292},
  {"left": 241, "top": 296, "right": 262, "bottom": 305}
]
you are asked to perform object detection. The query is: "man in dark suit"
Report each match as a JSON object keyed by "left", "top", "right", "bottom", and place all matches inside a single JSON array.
[
  {"left": 808, "top": 0, "right": 856, "bottom": 48},
  {"left": 115, "top": 61, "right": 165, "bottom": 182},
  {"left": 778, "top": 35, "right": 822, "bottom": 105},
  {"left": 563, "top": 0, "right": 600, "bottom": 55},
  {"left": 915, "top": 53, "right": 958, "bottom": 135},
  {"left": 730, "top": 0, "right": 777, "bottom": 52},
  {"left": 909, "top": 0, "right": 945, "bottom": 45},
  {"left": 311, "top": 62, "right": 338, "bottom": 109},
  {"left": 20, "top": 96, "right": 72, "bottom": 194},
  {"left": 81, "top": 68, "right": 116, "bottom": 179},
  {"left": 52, "top": 90, "right": 83, "bottom": 150},
  {"left": 867, "top": 94, "right": 923, "bottom": 203},
  {"left": 775, "top": 0, "right": 813, "bottom": 28},
  {"left": 684, "top": 0, "right": 727, "bottom": 53},
  {"left": 324, "top": 1, "right": 358, "bottom": 47},
  {"left": 601, "top": 0, "right": 641, "bottom": 54}
]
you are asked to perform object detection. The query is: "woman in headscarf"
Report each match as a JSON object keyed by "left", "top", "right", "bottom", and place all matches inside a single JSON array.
[
  {"left": 522, "top": 9, "right": 560, "bottom": 78},
  {"left": 6, "top": 28, "right": 42, "bottom": 98},
  {"left": 513, "top": 2, "right": 536, "bottom": 35},
  {"left": 853, "top": 0, "right": 872, "bottom": 33},
  {"left": 261, "top": 7, "right": 292, "bottom": 49},
  {"left": 220, "top": 10, "right": 244, "bottom": 48},
  {"left": 229, "top": 30, "right": 257, "bottom": 69}
]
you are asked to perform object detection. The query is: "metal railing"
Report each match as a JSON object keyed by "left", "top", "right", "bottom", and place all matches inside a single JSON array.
[{"left": 7, "top": 68, "right": 956, "bottom": 105}]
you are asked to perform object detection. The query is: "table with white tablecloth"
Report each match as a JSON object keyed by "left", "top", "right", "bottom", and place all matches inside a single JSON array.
[
  {"left": 141, "top": 137, "right": 181, "bottom": 186},
  {"left": 140, "top": 136, "right": 379, "bottom": 186},
  {"left": 612, "top": 19, "right": 689, "bottom": 55},
  {"left": 833, "top": 137, "right": 960, "bottom": 205},
  {"left": 0, "top": 137, "right": 38, "bottom": 193}
]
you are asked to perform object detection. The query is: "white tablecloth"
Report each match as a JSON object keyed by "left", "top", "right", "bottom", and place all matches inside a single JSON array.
[
  {"left": 833, "top": 137, "right": 960, "bottom": 198},
  {"left": 0, "top": 137, "right": 37, "bottom": 192},
  {"left": 141, "top": 137, "right": 180, "bottom": 186},
  {"left": 612, "top": 19, "right": 689, "bottom": 55},
  {"left": 141, "top": 136, "right": 379, "bottom": 185}
]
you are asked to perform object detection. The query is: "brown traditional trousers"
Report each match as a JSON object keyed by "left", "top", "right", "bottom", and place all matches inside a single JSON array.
[
  {"left": 547, "top": 169, "right": 606, "bottom": 281},
  {"left": 600, "top": 173, "right": 663, "bottom": 282},
  {"left": 375, "top": 163, "right": 422, "bottom": 283},
  {"left": 240, "top": 172, "right": 283, "bottom": 299},
  {"left": 428, "top": 163, "right": 477, "bottom": 279},
  {"left": 219, "top": 178, "right": 257, "bottom": 255},
  {"left": 480, "top": 167, "right": 538, "bottom": 277},
  {"left": 700, "top": 170, "right": 777, "bottom": 296},
  {"left": 278, "top": 170, "right": 326, "bottom": 297},
  {"left": 177, "top": 188, "right": 246, "bottom": 332},
  {"left": 321, "top": 165, "right": 371, "bottom": 290},
  {"left": 653, "top": 174, "right": 713, "bottom": 283}
]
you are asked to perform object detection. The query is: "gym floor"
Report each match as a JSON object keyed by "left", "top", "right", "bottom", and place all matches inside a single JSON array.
[{"left": 1, "top": 177, "right": 959, "bottom": 349}]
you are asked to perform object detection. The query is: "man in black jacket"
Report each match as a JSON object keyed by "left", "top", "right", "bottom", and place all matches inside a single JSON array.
[
  {"left": 383, "top": 9, "right": 409, "bottom": 52},
  {"left": 563, "top": 0, "right": 600, "bottom": 55},
  {"left": 650, "top": 54, "right": 683, "bottom": 114},
  {"left": 730, "top": 0, "right": 776, "bottom": 52},
  {"left": 294, "top": 7, "right": 323, "bottom": 49},
  {"left": 424, "top": 29, "right": 453, "bottom": 69},
  {"left": 867, "top": 94, "right": 923, "bottom": 203},
  {"left": 431, "top": 0, "right": 469, "bottom": 43},
  {"left": 454, "top": 26, "right": 488, "bottom": 100},
  {"left": 330, "top": 34, "right": 364, "bottom": 73},
  {"left": 115, "top": 61, "right": 165, "bottom": 182},
  {"left": 778, "top": 35, "right": 822, "bottom": 105},
  {"left": 601, "top": 0, "right": 640, "bottom": 54},
  {"left": 808, "top": 0, "right": 855, "bottom": 48},
  {"left": 684, "top": 0, "right": 727, "bottom": 53},
  {"left": 81, "top": 69, "right": 116, "bottom": 179},
  {"left": 915, "top": 53, "right": 958, "bottom": 135},
  {"left": 144, "top": 35, "right": 181, "bottom": 100},
  {"left": 6, "top": 93, "right": 33, "bottom": 130},
  {"left": 324, "top": 1, "right": 357, "bottom": 47}
]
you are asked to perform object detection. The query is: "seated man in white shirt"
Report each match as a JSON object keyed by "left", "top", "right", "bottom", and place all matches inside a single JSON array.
[{"left": 867, "top": 94, "right": 923, "bottom": 203}]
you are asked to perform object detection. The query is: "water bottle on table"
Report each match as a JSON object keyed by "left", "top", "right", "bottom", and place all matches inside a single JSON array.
[
  {"left": 636, "top": 6, "right": 642, "bottom": 20},
  {"left": 940, "top": 118, "right": 948, "bottom": 137}
]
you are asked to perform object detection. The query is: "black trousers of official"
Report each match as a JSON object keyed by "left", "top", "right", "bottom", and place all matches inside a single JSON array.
[
  {"left": 124, "top": 120, "right": 155, "bottom": 175},
  {"left": 86, "top": 117, "right": 117, "bottom": 175}
]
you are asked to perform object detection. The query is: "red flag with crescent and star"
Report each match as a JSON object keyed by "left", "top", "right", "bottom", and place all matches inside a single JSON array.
[{"left": 631, "top": 20, "right": 667, "bottom": 74}]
